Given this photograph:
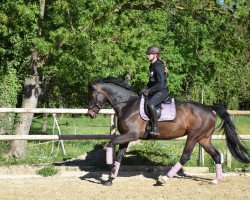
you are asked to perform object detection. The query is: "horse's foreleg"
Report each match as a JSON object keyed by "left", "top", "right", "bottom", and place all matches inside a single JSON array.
[
  {"left": 159, "top": 137, "right": 197, "bottom": 184},
  {"left": 105, "top": 132, "right": 138, "bottom": 165},
  {"left": 103, "top": 143, "right": 128, "bottom": 186},
  {"left": 108, "top": 132, "right": 139, "bottom": 146}
]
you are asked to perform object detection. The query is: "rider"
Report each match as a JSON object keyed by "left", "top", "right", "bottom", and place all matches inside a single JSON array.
[{"left": 141, "top": 45, "right": 169, "bottom": 136}]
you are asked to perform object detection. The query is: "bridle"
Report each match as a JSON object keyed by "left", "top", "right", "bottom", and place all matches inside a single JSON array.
[
  {"left": 88, "top": 91, "right": 104, "bottom": 114},
  {"left": 89, "top": 90, "right": 141, "bottom": 114}
]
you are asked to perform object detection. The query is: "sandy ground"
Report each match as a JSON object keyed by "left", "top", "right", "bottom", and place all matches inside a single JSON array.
[{"left": 0, "top": 164, "right": 249, "bottom": 200}]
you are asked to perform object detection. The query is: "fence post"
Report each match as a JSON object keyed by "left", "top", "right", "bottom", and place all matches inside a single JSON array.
[
  {"left": 198, "top": 144, "right": 205, "bottom": 166},
  {"left": 110, "top": 114, "right": 116, "bottom": 135},
  {"left": 198, "top": 89, "right": 205, "bottom": 166},
  {"left": 110, "top": 114, "right": 117, "bottom": 162},
  {"left": 227, "top": 147, "right": 232, "bottom": 168}
]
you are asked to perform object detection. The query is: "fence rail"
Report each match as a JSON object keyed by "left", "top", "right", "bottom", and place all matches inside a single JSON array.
[
  {"left": 0, "top": 108, "right": 115, "bottom": 114},
  {"left": 0, "top": 134, "right": 115, "bottom": 140},
  {"left": 0, "top": 108, "right": 249, "bottom": 168},
  {"left": 0, "top": 108, "right": 248, "bottom": 115},
  {"left": 228, "top": 110, "right": 250, "bottom": 115},
  {"left": 0, "top": 134, "right": 249, "bottom": 141}
]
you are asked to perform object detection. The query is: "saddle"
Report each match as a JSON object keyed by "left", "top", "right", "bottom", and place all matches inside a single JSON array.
[{"left": 139, "top": 95, "right": 176, "bottom": 121}]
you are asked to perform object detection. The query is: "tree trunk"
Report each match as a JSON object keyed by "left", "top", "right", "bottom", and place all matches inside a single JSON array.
[
  {"left": 8, "top": 66, "right": 42, "bottom": 158},
  {"left": 7, "top": 0, "right": 46, "bottom": 158}
]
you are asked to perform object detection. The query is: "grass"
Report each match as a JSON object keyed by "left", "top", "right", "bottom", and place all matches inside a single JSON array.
[
  {"left": 125, "top": 140, "right": 250, "bottom": 172},
  {"left": 231, "top": 115, "right": 250, "bottom": 134},
  {"left": 36, "top": 165, "right": 59, "bottom": 177},
  {"left": 30, "top": 114, "right": 111, "bottom": 135},
  {"left": 214, "top": 115, "right": 250, "bottom": 135},
  {"left": 0, "top": 115, "right": 249, "bottom": 172}
]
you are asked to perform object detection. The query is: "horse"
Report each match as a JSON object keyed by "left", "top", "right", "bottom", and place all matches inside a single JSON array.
[{"left": 87, "top": 76, "right": 250, "bottom": 186}]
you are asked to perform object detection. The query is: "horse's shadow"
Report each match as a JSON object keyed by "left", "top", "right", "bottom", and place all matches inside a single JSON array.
[{"left": 53, "top": 144, "right": 213, "bottom": 185}]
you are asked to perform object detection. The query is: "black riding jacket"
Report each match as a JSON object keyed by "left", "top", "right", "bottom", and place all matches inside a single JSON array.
[{"left": 147, "top": 59, "right": 167, "bottom": 95}]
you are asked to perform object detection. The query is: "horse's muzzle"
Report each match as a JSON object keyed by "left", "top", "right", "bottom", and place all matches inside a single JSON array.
[{"left": 87, "top": 109, "right": 97, "bottom": 118}]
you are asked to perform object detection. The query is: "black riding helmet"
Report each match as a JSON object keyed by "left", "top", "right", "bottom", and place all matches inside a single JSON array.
[{"left": 146, "top": 45, "right": 161, "bottom": 55}]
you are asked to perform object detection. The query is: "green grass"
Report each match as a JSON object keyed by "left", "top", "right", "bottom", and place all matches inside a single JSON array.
[
  {"left": 125, "top": 140, "right": 250, "bottom": 172},
  {"left": 31, "top": 114, "right": 111, "bottom": 135},
  {"left": 232, "top": 115, "right": 250, "bottom": 134},
  {"left": 214, "top": 115, "right": 250, "bottom": 135},
  {"left": 36, "top": 165, "right": 59, "bottom": 177},
  {"left": 0, "top": 115, "right": 249, "bottom": 172}
]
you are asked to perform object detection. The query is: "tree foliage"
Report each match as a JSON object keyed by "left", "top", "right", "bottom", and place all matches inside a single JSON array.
[{"left": 0, "top": 0, "right": 249, "bottom": 110}]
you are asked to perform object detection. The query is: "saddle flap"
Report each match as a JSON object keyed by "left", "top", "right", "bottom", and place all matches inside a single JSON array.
[{"left": 139, "top": 96, "right": 176, "bottom": 121}]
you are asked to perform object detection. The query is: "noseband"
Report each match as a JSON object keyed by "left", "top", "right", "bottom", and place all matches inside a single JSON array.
[{"left": 88, "top": 91, "right": 104, "bottom": 114}]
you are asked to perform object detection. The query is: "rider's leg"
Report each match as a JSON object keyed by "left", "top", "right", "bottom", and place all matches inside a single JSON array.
[
  {"left": 147, "top": 94, "right": 163, "bottom": 136},
  {"left": 147, "top": 91, "right": 168, "bottom": 136},
  {"left": 147, "top": 102, "right": 160, "bottom": 135}
]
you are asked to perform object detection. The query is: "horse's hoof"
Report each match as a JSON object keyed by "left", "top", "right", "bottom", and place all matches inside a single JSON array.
[
  {"left": 210, "top": 179, "right": 219, "bottom": 185},
  {"left": 158, "top": 175, "right": 169, "bottom": 184},
  {"left": 103, "top": 181, "right": 113, "bottom": 186}
]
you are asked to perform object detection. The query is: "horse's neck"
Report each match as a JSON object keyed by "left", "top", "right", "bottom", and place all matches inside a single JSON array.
[{"left": 102, "top": 84, "right": 138, "bottom": 113}]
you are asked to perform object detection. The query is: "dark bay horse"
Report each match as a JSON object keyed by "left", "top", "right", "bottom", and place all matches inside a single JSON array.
[{"left": 87, "top": 76, "right": 250, "bottom": 186}]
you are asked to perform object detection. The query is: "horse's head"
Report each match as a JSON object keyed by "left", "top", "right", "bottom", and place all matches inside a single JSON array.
[
  {"left": 87, "top": 82, "right": 108, "bottom": 118},
  {"left": 87, "top": 76, "right": 138, "bottom": 118}
]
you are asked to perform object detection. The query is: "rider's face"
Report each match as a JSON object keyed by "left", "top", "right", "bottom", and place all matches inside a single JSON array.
[{"left": 147, "top": 53, "right": 157, "bottom": 62}]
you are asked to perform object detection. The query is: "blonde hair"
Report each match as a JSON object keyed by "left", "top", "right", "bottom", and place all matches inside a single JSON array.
[{"left": 158, "top": 57, "right": 169, "bottom": 75}]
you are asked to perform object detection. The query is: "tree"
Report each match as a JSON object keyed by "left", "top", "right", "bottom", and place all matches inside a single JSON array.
[
  {"left": 8, "top": 0, "right": 45, "bottom": 158},
  {"left": 0, "top": 0, "right": 249, "bottom": 157}
]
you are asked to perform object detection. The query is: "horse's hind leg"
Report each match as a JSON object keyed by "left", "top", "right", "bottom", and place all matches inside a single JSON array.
[
  {"left": 159, "top": 137, "right": 197, "bottom": 183},
  {"left": 198, "top": 137, "right": 223, "bottom": 184},
  {"left": 103, "top": 143, "right": 128, "bottom": 186}
]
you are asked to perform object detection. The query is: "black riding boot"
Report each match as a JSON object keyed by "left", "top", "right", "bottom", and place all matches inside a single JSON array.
[{"left": 148, "top": 105, "right": 160, "bottom": 136}]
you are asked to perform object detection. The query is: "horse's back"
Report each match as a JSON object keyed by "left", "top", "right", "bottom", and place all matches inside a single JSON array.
[
  {"left": 179, "top": 101, "right": 217, "bottom": 130},
  {"left": 157, "top": 101, "right": 217, "bottom": 139}
]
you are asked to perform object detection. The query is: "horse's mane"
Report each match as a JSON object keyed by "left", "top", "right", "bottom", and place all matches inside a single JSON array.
[{"left": 93, "top": 76, "right": 134, "bottom": 91}]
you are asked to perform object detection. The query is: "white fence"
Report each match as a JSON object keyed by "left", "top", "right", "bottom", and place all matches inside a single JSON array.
[{"left": 0, "top": 108, "right": 249, "bottom": 168}]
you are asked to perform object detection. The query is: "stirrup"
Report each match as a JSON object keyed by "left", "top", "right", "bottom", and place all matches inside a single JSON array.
[
  {"left": 150, "top": 131, "right": 160, "bottom": 136},
  {"left": 150, "top": 127, "right": 160, "bottom": 136}
]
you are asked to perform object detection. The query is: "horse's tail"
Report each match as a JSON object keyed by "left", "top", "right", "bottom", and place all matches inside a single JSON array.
[{"left": 210, "top": 105, "right": 250, "bottom": 163}]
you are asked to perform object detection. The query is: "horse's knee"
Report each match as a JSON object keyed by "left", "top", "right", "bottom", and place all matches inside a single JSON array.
[
  {"left": 180, "top": 154, "right": 191, "bottom": 165},
  {"left": 126, "top": 132, "right": 139, "bottom": 141}
]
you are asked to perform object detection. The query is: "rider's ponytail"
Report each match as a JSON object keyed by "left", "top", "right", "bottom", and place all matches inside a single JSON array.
[{"left": 158, "top": 58, "right": 169, "bottom": 75}]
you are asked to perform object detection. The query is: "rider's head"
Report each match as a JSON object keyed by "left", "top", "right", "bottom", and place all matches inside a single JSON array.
[{"left": 146, "top": 45, "right": 161, "bottom": 62}]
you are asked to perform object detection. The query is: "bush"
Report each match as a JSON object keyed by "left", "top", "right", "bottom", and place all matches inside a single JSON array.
[{"left": 36, "top": 165, "right": 59, "bottom": 177}]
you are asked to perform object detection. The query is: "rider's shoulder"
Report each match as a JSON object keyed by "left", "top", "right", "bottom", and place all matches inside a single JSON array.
[{"left": 154, "top": 59, "right": 164, "bottom": 67}]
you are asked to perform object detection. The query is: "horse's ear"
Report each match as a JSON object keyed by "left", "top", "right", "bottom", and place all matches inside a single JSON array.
[
  {"left": 92, "top": 84, "right": 97, "bottom": 90},
  {"left": 88, "top": 81, "right": 97, "bottom": 90}
]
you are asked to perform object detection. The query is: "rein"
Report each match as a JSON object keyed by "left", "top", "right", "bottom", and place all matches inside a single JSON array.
[
  {"left": 111, "top": 96, "right": 141, "bottom": 107},
  {"left": 92, "top": 91, "right": 141, "bottom": 109}
]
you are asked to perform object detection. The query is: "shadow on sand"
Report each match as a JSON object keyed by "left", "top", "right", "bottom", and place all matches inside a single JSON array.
[{"left": 53, "top": 144, "right": 213, "bottom": 185}]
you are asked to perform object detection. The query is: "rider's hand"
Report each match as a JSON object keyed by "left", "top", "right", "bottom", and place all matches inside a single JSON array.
[
  {"left": 142, "top": 90, "right": 149, "bottom": 97},
  {"left": 140, "top": 86, "right": 148, "bottom": 95}
]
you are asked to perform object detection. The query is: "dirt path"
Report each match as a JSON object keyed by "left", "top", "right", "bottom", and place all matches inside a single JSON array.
[{"left": 0, "top": 165, "right": 249, "bottom": 200}]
